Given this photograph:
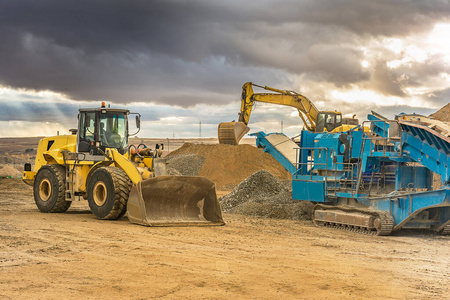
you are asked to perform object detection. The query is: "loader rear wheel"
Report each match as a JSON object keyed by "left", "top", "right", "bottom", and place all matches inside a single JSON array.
[
  {"left": 33, "top": 165, "right": 71, "bottom": 213},
  {"left": 87, "top": 167, "right": 132, "bottom": 220}
]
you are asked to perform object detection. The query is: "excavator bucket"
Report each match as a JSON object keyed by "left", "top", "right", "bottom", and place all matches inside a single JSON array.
[
  {"left": 126, "top": 176, "right": 224, "bottom": 226},
  {"left": 218, "top": 121, "right": 250, "bottom": 145}
]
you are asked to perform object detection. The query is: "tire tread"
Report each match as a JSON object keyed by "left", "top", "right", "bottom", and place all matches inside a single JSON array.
[
  {"left": 34, "top": 164, "right": 71, "bottom": 213},
  {"left": 96, "top": 167, "right": 132, "bottom": 220}
]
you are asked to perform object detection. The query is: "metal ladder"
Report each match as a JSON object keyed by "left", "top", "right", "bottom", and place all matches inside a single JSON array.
[{"left": 61, "top": 151, "right": 77, "bottom": 201}]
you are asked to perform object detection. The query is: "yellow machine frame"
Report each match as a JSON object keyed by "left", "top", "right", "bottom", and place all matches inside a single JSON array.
[{"left": 23, "top": 135, "right": 153, "bottom": 198}]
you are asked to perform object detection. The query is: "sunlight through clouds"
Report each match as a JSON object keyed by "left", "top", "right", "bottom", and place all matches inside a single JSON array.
[{"left": 0, "top": 2, "right": 449, "bottom": 138}]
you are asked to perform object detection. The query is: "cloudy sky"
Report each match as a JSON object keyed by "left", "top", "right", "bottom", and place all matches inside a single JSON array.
[{"left": 0, "top": 0, "right": 449, "bottom": 138}]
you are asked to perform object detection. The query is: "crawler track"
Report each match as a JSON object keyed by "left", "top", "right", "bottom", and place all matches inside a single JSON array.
[
  {"left": 313, "top": 204, "right": 394, "bottom": 236},
  {"left": 440, "top": 225, "right": 450, "bottom": 235}
]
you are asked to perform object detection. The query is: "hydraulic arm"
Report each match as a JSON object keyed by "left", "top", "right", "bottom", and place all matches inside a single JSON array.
[
  {"left": 239, "top": 82, "right": 319, "bottom": 132},
  {"left": 218, "top": 82, "right": 347, "bottom": 145}
]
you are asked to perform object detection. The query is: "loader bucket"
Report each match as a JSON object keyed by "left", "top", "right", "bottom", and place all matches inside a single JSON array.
[
  {"left": 218, "top": 121, "right": 250, "bottom": 145},
  {"left": 126, "top": 176, "right": 224, "bottom": 226}
]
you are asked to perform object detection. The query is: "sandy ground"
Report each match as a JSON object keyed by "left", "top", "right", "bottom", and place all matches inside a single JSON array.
[{"left": 0, "top": 179, "right": 449, "bottom": 299}]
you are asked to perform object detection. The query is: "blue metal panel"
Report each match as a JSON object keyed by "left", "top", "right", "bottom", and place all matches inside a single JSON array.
[
  {"left": 401, "top": 129, "right": 450, "bottom": 183},
  {"left": 400, "top": 122, "right": 450, "bottom": 156},
  {"left": 314, "top": 133, "right": 340, "bottom": 170},
  {"left": 368, "top": 114, "right": 389, "bottom": 137},
  {"left": 396, "top": 166, "right": 432, "bottom": 190},
  {"left": 369, "top": 189, "right": 450, "bottom": 229},
  {"left": 350, "top": 130, "right": 363, "bottom": 159},
  {"left": 292, "top": 178, "right": 325, "bottom": 202},
  {"left": 335, "top": 192, "right": 367, "bottom": 199},
  {"left": 297, "top": 130, "right": 320, "bottom": 175}
]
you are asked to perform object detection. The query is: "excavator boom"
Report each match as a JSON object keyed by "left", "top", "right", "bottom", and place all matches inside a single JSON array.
[{"left": 218, "top": 82, "right": 321, "bottom": 145}]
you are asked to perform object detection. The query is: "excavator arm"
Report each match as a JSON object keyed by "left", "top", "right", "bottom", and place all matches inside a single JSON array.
[
  {"left": 240, "top": 82, "right": 319, "bottom": 131},
  {"left": 218, "top": 82, "right": 320, "bottom": 145}
]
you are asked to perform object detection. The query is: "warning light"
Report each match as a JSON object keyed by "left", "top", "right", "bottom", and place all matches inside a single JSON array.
[{"left": 101, "top": 102, "right": 106, "bottom": 108}]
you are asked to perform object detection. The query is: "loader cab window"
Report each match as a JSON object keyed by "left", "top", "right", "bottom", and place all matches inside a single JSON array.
[
  {"left": 99, "top": 112, "right": 127, "bottom": 152},
  {"left": 316, "top": 112, "right": 343, "bottom": 132},
  {"left": 79, "top": 112, "right": 96, "bottom": 142},
  {"left": 78, "top": 110, "right": 128, "bottom": 154},
  {"left": 78, "top": 112, "right": 96, "bottom": 152}
]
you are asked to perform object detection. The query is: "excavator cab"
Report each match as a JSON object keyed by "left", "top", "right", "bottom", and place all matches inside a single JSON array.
[{"left": 315, "top": 112, "right": 342, "bottom": 133}]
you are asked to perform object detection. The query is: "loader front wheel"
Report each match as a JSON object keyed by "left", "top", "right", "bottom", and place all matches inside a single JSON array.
[
  {"left": 33, "top": 165, "right": 71, "bottom": 213},
  {"left": 87, "top": 167, "right": 132, "bottom": 220}
]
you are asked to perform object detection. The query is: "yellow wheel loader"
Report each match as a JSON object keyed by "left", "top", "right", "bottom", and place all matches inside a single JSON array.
[
  {"left": 218, "top": 82, "right": 360, "bottom": 145},
  {"left": 22, "top": 103, "right": 224, "bottom": 226}
]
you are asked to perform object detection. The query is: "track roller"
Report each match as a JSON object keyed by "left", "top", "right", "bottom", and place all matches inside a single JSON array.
[{"left": 313, "top": 204, "right": 394, "bottom": 236}]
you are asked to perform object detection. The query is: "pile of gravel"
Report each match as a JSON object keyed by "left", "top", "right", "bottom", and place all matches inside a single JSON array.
[
  {"left": 165, "top": 153, "right": 205, "bottom": 176},
  {"left": 219, "top": 169, "right": 314, "bottom": 220}
]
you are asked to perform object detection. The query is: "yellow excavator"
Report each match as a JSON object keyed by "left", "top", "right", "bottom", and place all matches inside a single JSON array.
[
  {"left": 22, "top": 103, "right": 224, "bottom": 226},
  {"left": 218, "top": 82, "right": 359, "bottom": 145}
]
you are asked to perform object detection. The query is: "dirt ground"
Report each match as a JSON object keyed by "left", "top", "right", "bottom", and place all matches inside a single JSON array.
[{"left": 0, "top": 179, "right": 449, "bottom": 299}]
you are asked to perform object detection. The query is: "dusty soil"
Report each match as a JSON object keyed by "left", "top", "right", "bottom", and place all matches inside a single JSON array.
[{"left": 1, "top": 179, "right": 449, "bottom": 299}]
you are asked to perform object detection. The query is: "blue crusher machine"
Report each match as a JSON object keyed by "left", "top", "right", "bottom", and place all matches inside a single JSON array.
[{"left": 251, "top": 113, "right": 450, "bottom": 235}]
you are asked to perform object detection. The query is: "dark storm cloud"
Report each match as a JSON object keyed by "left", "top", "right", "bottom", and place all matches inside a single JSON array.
[{"left": 0, "top": 0, "right": 450, "bottom": 106}]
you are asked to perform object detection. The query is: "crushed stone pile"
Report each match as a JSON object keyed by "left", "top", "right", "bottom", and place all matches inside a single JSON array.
[
  {"left": 219, "top": 170, "right": 314, "bottom": 220},
  {"left": 0, "top": 165, "right": 22, "bottom": 178},
  {"left": 166, "top": 143, "right": 291, "bottom": 190},
  {"left": 165, "top": 153, "right": 205, "bottom": 176}
]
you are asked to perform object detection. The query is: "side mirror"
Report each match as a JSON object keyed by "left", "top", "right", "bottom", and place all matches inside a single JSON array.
[
  {"left": 129, "top": 113, "right": 141, "bottom": 136},
  {"left": 136, "top": 115, "right": 141, "bottom": 129}
]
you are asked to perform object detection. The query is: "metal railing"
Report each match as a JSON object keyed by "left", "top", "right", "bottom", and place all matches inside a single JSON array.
[{"left": 293, "top": 146, "right": 361, "bottom": 197}]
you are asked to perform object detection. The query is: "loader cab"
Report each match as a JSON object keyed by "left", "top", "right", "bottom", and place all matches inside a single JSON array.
[
  {"left": 77, "top": 105, "right": 130, "bottom": 155},
  {"left": 315, "top": 111, "right": 342, "bottom": 132}
]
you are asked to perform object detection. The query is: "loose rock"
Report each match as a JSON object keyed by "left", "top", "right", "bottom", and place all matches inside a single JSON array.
[
  {"left": 165, "top": 153, "right": 205, "bottom": 176},
  {"left": 219, "top": 170, "right": 314, "bottom": 220}
]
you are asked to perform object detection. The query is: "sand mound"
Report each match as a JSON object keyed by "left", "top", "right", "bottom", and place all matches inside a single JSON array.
[
  {"left": 431, "top": 103, "right": 450, "bottom": 122},
  {"left": 167, "top": 143, "right": 291, "bottom": 189},
  {"left": 219, "top": 170, "right": 314, "bottom": 220},
  {"left": 0, "top": 165, "right": 22, "bottom": 178}
]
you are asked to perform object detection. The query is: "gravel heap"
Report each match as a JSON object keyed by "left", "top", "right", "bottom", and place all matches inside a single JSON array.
[
  {"left": 219, "top": 170, "right": 314, "bottom": 220},
  {"left": 165, "top": 153, "right": 205, "bottom": 176}
]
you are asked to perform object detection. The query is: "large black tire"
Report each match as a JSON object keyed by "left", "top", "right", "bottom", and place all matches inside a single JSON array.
[
  {"left": 33, "top": 165, "right": 71, "bottom": 213},
  {"left": 87, "top": 167, "right": 132, "bottom": 220}
]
